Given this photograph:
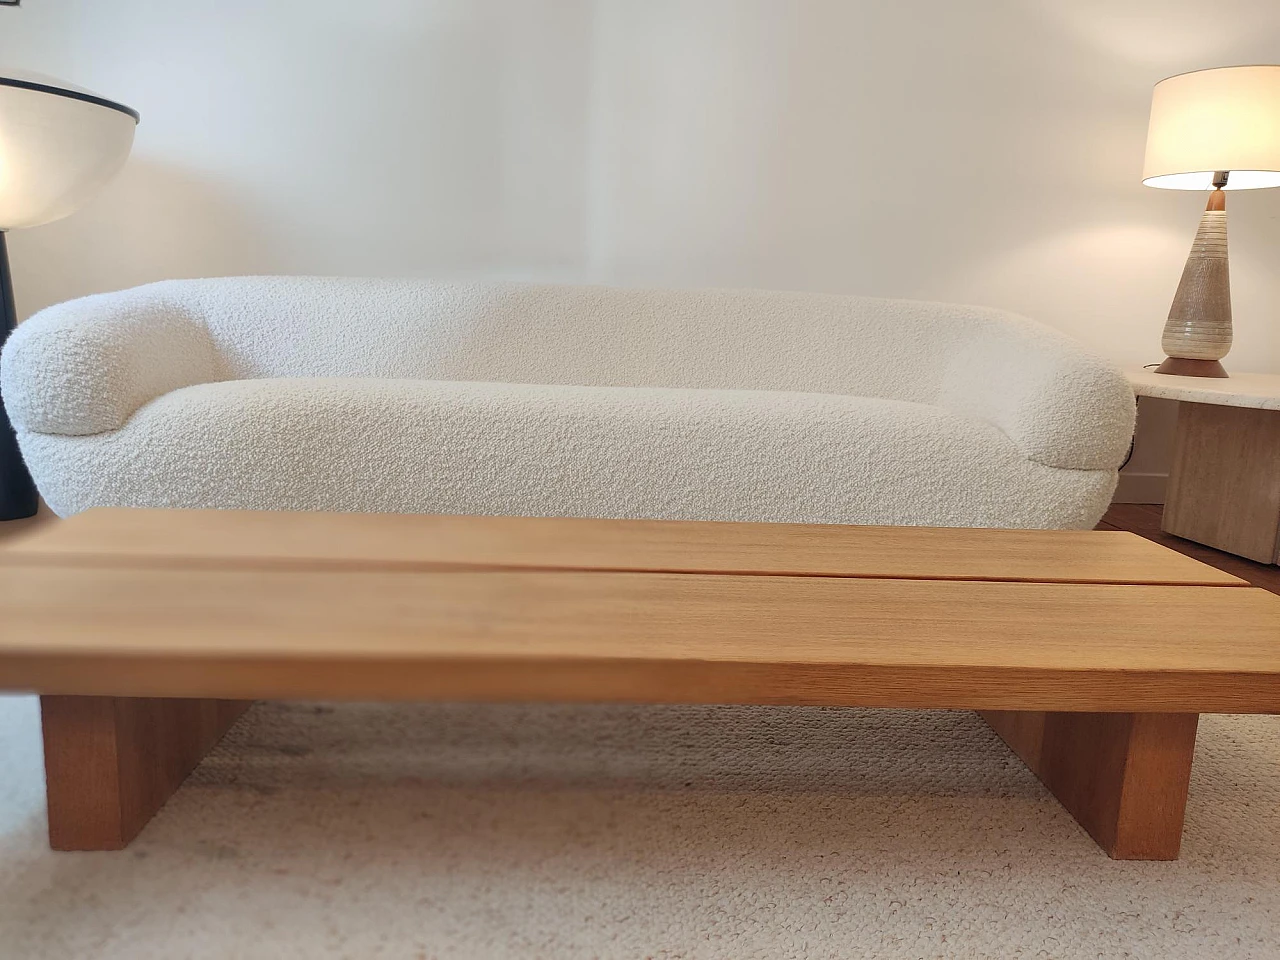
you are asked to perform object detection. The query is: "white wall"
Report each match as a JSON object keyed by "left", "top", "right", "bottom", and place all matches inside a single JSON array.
[{"left": 3, "top": 0, "right": 1280, "bottom": 489}]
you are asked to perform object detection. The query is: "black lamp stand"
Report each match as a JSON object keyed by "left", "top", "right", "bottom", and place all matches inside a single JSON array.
[{"left": 0, "top": 231, "right": 38, "bottom": 519}]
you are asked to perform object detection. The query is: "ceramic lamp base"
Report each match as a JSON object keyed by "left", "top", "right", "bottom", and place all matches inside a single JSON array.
[
  {"left": 1154, "top": 357, "right": 1229, "bottom": 378},
  {"left": 1158, "top": 188, "right": 1232, "bottom": 378}
]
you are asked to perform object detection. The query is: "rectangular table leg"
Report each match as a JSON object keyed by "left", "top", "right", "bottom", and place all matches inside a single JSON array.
[
  {"left": 980, "top": 709, "right": 1199, "bottom": 860},
  {"left": 40, "top": 695, "right": 252, "bottom": 851}
]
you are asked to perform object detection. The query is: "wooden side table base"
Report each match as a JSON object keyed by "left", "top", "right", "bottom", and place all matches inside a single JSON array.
[
  {"left": 41, "top": 696, "right": 251, "bottom": 851},
  {"left": 981, "top": 710, "right": 1199, "bottom": 860}
]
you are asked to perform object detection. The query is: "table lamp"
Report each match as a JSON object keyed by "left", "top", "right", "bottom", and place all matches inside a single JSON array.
[
  {"left": 1142, "top": 65, "right": 1280, "bottom": 378},
  {"left": 0, "top": 70, "right": 138, "bottom": 518}
]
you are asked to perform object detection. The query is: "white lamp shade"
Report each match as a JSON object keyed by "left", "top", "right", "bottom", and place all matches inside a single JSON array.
[
  {"left": 1142, "top": 65, "right": 1280, "bottom": 190},
  {"left": 0, "top": 70, "right": 138, "bottom": 230}
]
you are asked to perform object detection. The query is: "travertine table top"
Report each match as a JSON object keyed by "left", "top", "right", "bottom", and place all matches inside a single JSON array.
[{"left": 1125, "top": 367, "right": 1280, "bottom": 410}]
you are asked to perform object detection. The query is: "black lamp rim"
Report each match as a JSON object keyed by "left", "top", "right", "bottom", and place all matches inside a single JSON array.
[{"left": 0, "top": 75, "right": 139, "bottom": 123}]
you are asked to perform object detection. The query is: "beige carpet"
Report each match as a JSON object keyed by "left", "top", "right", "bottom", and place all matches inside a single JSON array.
[{"left": 1, "top": 696, "right": 1278, "bottom": 959}]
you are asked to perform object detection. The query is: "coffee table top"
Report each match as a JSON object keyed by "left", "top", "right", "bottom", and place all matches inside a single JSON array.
[{"left": 0, "top": 509, "right": 1277, "bottom": 713}]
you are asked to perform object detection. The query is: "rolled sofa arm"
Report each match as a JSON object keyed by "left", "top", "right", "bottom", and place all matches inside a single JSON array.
[
  {"left": 936, "top": 309, "right": 1136, "bottom": 471},
  {"left": 1, "top": 286, "right": 221, "bottom": 436}
]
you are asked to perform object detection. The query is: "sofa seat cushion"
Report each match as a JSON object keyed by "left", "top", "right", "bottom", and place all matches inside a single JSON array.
[{"left": 17, "top": 377, "right": 1117, "bottom": 529}]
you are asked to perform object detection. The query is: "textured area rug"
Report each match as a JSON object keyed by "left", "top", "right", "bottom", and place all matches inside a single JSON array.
[{"left": 1, "top": 696, "right": 1278, "bottom": 959}]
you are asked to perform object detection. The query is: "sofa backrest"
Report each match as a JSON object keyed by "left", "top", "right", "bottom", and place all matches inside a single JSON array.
[
  {"left": 152, "top": 275, "right": 1057, "bottom": 407},
  {"left": 6, "top": 275, "right": 1134, "bottom": 469}
]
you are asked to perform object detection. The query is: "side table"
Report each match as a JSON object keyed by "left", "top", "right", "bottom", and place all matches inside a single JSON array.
[{"left": 1127, "top": 367, "right": 1280, "bottom": 564}]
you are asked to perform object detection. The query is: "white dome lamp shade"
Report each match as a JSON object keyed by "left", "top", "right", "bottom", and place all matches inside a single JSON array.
[
  {"left": 0, "top": 70, "right": 139, "bottom": 519},
  {"left": 0, "top": 70, "right": 139, "bottom": 229},
  {"left": 1142, "top": 65, "right": 1280, "bottom": 378}
]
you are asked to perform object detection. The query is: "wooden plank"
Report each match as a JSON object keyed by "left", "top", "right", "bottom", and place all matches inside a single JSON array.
[
  {"left": 981, "top": 710, "right": 1199, "bottom": 860},
  {"left": 1163, "top": 403, "right": 1280, "bottom": 563},
  {"left": 1103, "top": 502, "right": 1280, "bottom": 593},
  {"left": 3, "top": 568, "right": 1279, "bottom": 711},
  {"left": 41, "top": 696, "right": 250, "bottom": 850},
  {"left": 0, "top": 508, "right": 1246, "bottom": 586}
]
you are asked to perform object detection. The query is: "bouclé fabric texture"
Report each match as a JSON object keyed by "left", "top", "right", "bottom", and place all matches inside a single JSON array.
[{"left": 0, "top": 277, "right": 1135, "bottom": 526}]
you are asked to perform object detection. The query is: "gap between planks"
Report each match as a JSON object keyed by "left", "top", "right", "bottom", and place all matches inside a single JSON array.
[{"left": 0, "top": 552, "right": 1253, "bottom": 587}]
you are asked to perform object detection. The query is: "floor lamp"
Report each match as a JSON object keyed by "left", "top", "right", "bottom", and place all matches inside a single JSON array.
[{"left": 0, "top": 70, "right": 138, "bottom": 518}]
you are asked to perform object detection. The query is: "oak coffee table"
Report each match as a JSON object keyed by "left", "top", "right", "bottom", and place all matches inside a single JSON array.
[{"left": 2, "top": 508, "right": 1279, "bottom": 860}]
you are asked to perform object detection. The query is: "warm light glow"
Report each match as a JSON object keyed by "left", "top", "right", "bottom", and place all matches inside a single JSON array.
[
  {"left": 0, "top": 69, "right": 138, "bottom": 229},
  {"left": 1142, "top": 65, "right": 1280, "bottom": 191}
]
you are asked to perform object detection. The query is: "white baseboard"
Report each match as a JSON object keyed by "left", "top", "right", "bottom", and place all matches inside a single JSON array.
[{"left": 1113, "top": 471, "right": 1167, "bottom": 504}]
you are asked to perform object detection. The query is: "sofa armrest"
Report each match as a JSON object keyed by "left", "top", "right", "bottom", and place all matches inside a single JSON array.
[
  {"left": 936, "top": 315, "right": 1135, "bottom": 471},
  {"left": 1, "top": 289, "right": 221, "bottom": 436}
]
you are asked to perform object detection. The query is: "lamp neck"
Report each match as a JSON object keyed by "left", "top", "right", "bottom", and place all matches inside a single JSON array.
[{"left": 0, "top": 231, "right": 14, "bottom": 338}]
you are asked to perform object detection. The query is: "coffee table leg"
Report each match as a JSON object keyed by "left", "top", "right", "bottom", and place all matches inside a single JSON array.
[
  {"left": 980, "top": 710, "right": 1199, "bottom": 860},
  {"left": 40, "top": 696, "right": 252, "bottom": 851}
]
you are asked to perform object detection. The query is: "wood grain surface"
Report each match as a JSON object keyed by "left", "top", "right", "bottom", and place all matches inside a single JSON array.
[
  {"left": 0, "top": 507, "right": 1246, "bottom": 585},
  {"left": 41, "top": 696, "right": 250, "bottom": 850},
  {"left": 982, "top": 710, "right": 1199, "bottom": 860},
  {"left": 2, "top": 566, "right": 1278, "bottom": 711}
]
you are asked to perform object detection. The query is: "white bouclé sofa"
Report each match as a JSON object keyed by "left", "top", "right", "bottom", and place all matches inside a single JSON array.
[{"left": 0, "top": 277, "right": 1135, "bottom": 528}]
